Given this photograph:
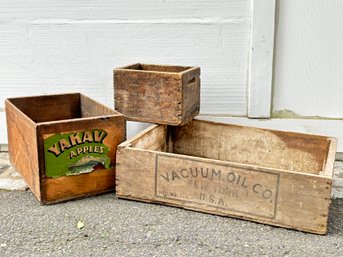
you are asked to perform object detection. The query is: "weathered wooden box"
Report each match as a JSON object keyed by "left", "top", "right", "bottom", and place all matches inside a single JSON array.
[
  {"left": 116, "top": 119, "right": 337, "bottom": 234},
  {"left": 5, "top": 93, "right": 126, "bottom": 204},
  {"left": 114, "top": 63, "right": 200, "bottom": 125}
]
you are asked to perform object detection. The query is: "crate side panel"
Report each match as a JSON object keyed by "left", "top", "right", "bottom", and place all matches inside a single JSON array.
[
  {"left": 181, "top": 68, "right": 200, "bottom": 124},
  {"left": 139, "top": 64, "right": 191, "bottom": 73},
  {"left": 117, "top": 147, "right": 332, "bottom": 234},
  {"left": 80, "top": 94, "right": 118, "bottom": 117},
  {"left": 114, "top": 70, "right": 182, "bottom": 124},
  {"left": 44, "top": 169, "right": 115, "bottom": 203},
  {"left": 173, "top": 120, "right": 329, "bottom": 174},
  {"left": 9, "top": 94, "right": 81, "bottom": 123},
  {"left": 276, "top": 172, "right": 331, "bottom": 234},
  {"left": 38, "top": 116, "right": 126, "bottom": 203},
  {"left": 129, "top": 125, "right": 167, "bottom": 151},
  {"left": 154, "top": 153, "right": 332, "bottom": 234},
  {"left": 5, "top": 101, "right": 41, "bottom": 199},
  {"left": 116, "top": 148, "right": 157, "bottom": 199}
]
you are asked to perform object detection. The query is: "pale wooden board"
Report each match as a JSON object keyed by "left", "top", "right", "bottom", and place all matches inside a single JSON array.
[
  {"left": 197, "top": 116, "right": 343, "bottom": 152},
  {"left": 273, "top": 0, "right": 343, "bottom": 118},
  {"left": 116, "top": 121, "right": 336, "bottom": 234},
  {"left": 172, "top": 120, "right": 331, "bottom": 174},
  {"left": 6, "top": 100, "right": 41, "bottom": 199},
  {"left": 248, "top": 0, "right": 276, "bottom": 118}
]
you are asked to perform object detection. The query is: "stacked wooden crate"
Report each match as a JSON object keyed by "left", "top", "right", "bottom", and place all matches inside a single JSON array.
[
  {"left": 5, "top": 63, "right": 337, "bottom": 235},
  {"left": 6, "top": 93, "right": 126, "bottom": 203},
  {"left": 113, "top": 63, "right": 336, "bottom": 235}
]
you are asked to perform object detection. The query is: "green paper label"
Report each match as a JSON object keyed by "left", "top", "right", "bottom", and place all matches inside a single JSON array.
[{"left": 44, "top": 129, "right": 111, "bottom": 178}]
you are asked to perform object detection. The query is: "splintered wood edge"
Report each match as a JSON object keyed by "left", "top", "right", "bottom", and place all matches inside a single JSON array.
[
  {"left": 113, "top": 63, "right": 198, "bottom": 76},
  {"left": 118, "top": 124, "right": 162, "bottom": 148},
  {"left": 180, "top": 66, "right": 201, "bottom": 76},
  {"left": 113, "top": 68, "right": 182, "bottom": 77},
  {"left": 124, "top": 116, "right": 183, "bottom": 126},
  {"left": 322, "top": 137, "right": 338, "bottom": 178},
  {"left": 6, "top": 92, "right": 81, "bottom": 102},
  {"left": 34, "top": 115, "right": 125, "bottom": 126}
]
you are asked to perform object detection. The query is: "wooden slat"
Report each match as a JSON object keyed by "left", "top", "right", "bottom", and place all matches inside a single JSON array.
[
  {"left": 116, "top": 120, "right": 336, "bottom": 234},
  {"left": 7, "top": 93, "right": 81, "bottom": 123},
  {"left": 114, "top": 64, "right": 200, "bottom": 125},
  {"left": 6, "top": 93, "right": 126, "bottom": 204},
  {"left": 37, "top": 114, "right": 125, "bottom": 203},
  {"left": 43, "top": 169, "right": 115, "bottom": 204},
  {"left": 80, "top": 93, "right": 119, "bottom": 117},
  {"left": 172, "top": 120, "right": 330, "bottom": 174},
  {"left": 5, "top": 99, "right": 41, "bottom": 200},
  {"left": 196, "top": 116, "right": 343, "bottom": 152}
]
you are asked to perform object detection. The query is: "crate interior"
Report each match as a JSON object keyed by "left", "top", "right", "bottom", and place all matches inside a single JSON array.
[
  {"left": 8, "top": 93, "right": 116, "bottom": 123},
  {"left": 124, "top": 63, "right": 191, "bottom": 73},
  {"left": 130, "top": 120, "right": 332, "bottom": 175}
]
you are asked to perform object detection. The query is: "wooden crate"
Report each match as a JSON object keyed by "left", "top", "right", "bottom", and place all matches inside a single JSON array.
[
  {"left": 114, "top": 63, "right": 200, "bottom": 125},
  {"left": 116, "top": 119, "right": 337, "bottom": 234},
  {"left": 5, "top": 93, "right": 126, "bottom": 204}
]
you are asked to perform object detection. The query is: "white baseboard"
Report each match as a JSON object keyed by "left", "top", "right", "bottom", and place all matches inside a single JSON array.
[{"left": 0, "top": 111, "right": 7, "bottom": 147}]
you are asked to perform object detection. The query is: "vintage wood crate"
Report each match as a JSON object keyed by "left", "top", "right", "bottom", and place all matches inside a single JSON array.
[
  {"left": 5, "top": 93, "right": 126, "bottom": 204},
  {"left": 114, "top": 63, "right": 200, "bottom": 125},
  {"left": 116, "top": 119, "right": 337, "bottom": 234}
]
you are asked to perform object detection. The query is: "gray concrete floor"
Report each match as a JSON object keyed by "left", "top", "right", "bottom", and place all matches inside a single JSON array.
[
  {"left": 0, "top": 191, "right": 342, "bottom": 257},
  {"left": 1, "top": 152, "right": 343, "bottom": 256}
]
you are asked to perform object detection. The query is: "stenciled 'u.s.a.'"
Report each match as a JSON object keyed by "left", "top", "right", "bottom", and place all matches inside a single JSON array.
[{"left": 44, "top": 129, "right": 112, "bottom": 178}]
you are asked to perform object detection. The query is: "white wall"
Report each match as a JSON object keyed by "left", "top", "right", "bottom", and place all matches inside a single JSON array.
[
  {"left": 273, "top": 0, "right": 343, "bottom": 118},
  {"left": 0, "top": 0, "right": 253, "bottom": 145},
  {"left": 0, "top": 0, "right": 251, "bottom": 116},
  {"left": 2, "top": 0, "right": 343, "bottom": 151}
]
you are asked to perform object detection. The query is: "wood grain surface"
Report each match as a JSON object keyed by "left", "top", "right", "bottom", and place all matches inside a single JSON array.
[
  {"left": 5, "top": 99, "right": 41, "bottom": 199},
  {"left": 116, "top": 119, "right": 337, "bottom": 234},
  {"left": 114, "top": 64, "right": 200, "bottom": 125},
  {"left": 6, "top": 93, "right": 126, "bottom": 204}
]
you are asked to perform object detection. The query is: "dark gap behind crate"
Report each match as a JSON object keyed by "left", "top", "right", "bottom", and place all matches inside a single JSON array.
[
  {"left": 7, "top": 93, "right": 115, "bottom": 123},
  {"left": 124, "top": 63, "right": 191, "bottom": 73},
  {"left": 129, "top": 120, "right": 331, "bottom": 175}
]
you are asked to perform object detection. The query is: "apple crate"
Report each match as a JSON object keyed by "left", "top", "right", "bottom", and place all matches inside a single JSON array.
[
  {"left": 5, "top": 93, "right": 126, "bottom": 204},
  {"left": 116, "top": 119, "right": 336, "bottom": 234},
  {"left": 114, "top": 63, "right": 200, "bottom": 125}
]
